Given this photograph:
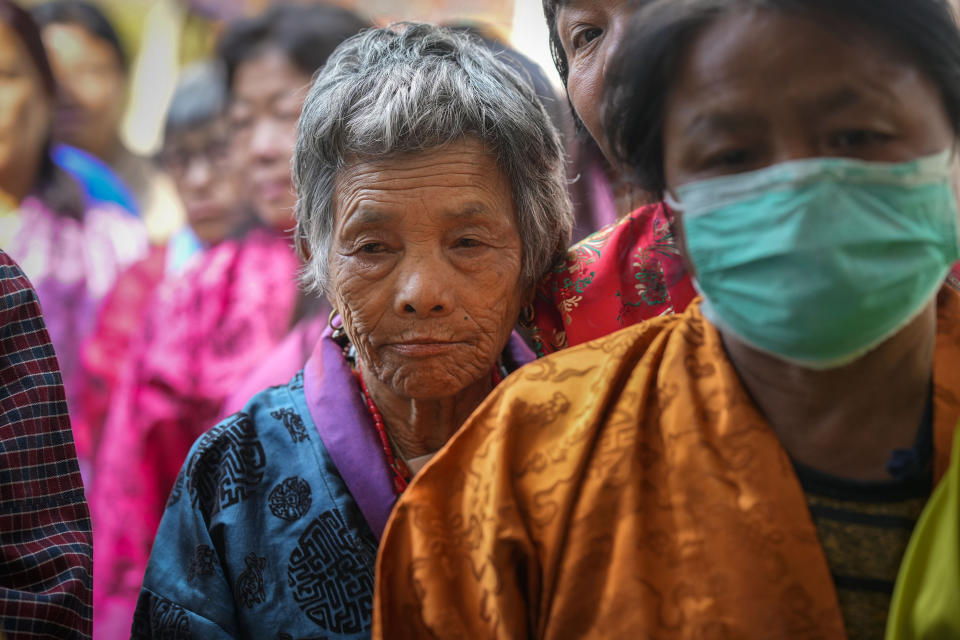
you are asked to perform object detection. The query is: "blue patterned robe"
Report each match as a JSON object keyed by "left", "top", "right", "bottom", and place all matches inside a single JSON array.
[
  {"left": 131, "top": 330, "right": 533, "bottom": 639},
  {"left": 132, "top": 368, "right": 379, "bottom": 639}
]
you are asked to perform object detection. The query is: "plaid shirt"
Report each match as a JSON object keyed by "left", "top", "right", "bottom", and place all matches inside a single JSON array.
[{"left": 0, "top": 250, "right": 92, "bottom": 638}]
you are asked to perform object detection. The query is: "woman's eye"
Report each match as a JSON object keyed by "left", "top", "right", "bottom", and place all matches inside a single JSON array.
[
  {"left": 229, "top": 116, "right": 252, "bottom": 132},
  {"left": 571, "top": 26, "right": 603, "bottom": 51},
  {"left": 359, "top": 242, "right": 386, "bottom": 254},
  {"left": 829, "top": 130, "right": 891, "bottom": 151},
  {"left": 705, "top": 149, "right": 754, "bottom": 170},
  {"left": 454, "top": 237, "right": 482, "bottom": 249}
]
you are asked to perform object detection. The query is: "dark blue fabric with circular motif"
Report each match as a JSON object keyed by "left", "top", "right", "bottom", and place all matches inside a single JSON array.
[{"left": 132, "top": 372, "right": 379, "bottom": 639}]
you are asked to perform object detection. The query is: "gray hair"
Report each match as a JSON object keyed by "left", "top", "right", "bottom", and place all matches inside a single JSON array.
[
  {"left": 165, "top": 60, "right": 228, "bottom": 134},
  {"left": 293, "top": 22, "right": 573, "bottom": 294}
]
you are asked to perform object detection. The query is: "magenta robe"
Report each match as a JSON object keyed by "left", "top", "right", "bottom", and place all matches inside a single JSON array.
[{"left": 90, "top": 228, "right": 300, "bottom": 639}]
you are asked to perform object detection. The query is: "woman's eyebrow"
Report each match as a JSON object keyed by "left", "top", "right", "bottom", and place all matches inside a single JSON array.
[
  {"left": 339, "top": 207, "right": 392, "bottom": 229},
  {"left": 556, "top": 0, "right": 588, "bottom": 22},
  {"left": 684, "top": 111, "right": 766, "bottom": 137},
  {"left": 804, "top": 85, "right": 898, "bottom": 117},
  {"left": 445, "top": 204, "right": 493, "bottom": 220}
]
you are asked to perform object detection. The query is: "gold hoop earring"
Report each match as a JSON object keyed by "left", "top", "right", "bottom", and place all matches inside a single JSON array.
[{"left": 328, "top": 308, "right": 345, "bottom": 339}]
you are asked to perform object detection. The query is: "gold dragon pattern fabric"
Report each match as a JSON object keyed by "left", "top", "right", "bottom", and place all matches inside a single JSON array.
[{"left": 373, "top": 284, "right": 960, "bottom": 640}]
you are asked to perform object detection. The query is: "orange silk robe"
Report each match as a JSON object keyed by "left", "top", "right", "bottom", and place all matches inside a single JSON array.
[{"left": 374, "top": 286, "right": 960, "bottom": 640}]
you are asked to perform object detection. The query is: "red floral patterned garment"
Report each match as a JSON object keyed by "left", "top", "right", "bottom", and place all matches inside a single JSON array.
[{"left": 532, "top": 202, "right": 697, "bottom": 356}]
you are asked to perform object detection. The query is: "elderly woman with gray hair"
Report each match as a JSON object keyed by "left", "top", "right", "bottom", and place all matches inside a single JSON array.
[{"left": 131, "top": 22, "right": 572, "bottom": 639}]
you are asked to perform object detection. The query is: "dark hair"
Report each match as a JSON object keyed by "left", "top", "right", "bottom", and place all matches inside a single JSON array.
[
  {"left": 447, "top": 22, "right": 571, "bottom": 144},
  {"left": 541, "top": 0, "right": 592, "bottom": 133},
  {"left": 0, "top": 0, "right": 82, "bottom": 217},
  {"left": 0, "top": 0, "right": 56, "bottom": 95},
  {"left": 541, "top": 0, "right": 569, "bottom": 86},
  {"left": 217, "top": 3, "right": 369, "bottom": 90},
  {"left": 604, "top": 0, "right": 960, "bottom": 196},
  {"left": 165, "top": 61, "right": 228, "bottom": 134},
  {"left": 31, "top": 0, "right": 127, "bottom": 70}
]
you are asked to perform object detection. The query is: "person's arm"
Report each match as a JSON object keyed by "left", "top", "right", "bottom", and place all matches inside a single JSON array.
[
  {"left": 0, "top": 252, "right": 93, "bottom": 638},
  {"left": 131, "top": 461, "right": 239, "bottom": 639}
]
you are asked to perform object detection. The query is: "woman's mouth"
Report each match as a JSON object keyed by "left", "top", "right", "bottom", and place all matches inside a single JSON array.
[{"left": 383, "top": 340, "right": 465, "bottom": 357}]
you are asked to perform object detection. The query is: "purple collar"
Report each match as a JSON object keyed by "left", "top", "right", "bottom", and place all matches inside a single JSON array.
[
  {"left": 303, "top": 328, "right": 396, "bottom": 539},
  {"left": 302, "top": 327, "right": 535, "bottom": 539}
]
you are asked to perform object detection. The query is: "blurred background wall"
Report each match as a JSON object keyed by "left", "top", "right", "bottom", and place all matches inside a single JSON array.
[{"left": 19, "top": 0, "right": 558, "bottom": 155}]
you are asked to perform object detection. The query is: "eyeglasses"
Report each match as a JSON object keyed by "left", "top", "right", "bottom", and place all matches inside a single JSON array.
[{"left": 162, "top": 140, "right": 231, "bottom": 177}]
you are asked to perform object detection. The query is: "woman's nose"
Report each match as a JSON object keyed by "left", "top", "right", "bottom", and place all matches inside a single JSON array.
[
  {"left": 249, "top": 118, "right": 280, "bottom": 161},
  {"left": 184, "top": 156, "right": 213, "bottom": 189},
  {"left": 393, "top": 257, "right": 455, "bottom": 318},
  {"left": 772, "top": 129, "right": 822, "bottom": 164}
]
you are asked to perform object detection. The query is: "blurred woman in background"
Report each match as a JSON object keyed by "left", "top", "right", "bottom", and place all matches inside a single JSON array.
[
  {"left": 89, "top": 5, "right": 368, "bottom": 637},
  {"left": 76, "top": 61, "right": 245, "bottom": 473},
  {"left": 0, "top": 0, "right": 146, "bottom": 445},
  {"left": 32, "top": 0, "right": 185, "bottom": 241}
]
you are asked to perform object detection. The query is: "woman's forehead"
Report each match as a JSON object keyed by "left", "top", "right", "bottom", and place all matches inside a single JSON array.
[
  {"left": 667, "top": 10, "right": 930, "bottom": 112},
  {"left": 0, "top": 21, "right": 26, "bottom": 63},
  {"left": 232, "top": 49, "right": 309, "bottom": 100},
  {"left": 332, "top": 141, "right": 515, "bottom": 227}
]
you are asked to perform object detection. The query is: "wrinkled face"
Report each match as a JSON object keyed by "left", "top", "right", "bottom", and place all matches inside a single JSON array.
[
  {"left": 328, "top": 139, "right": 527, "bottom": 400},
  {"left": 662, "top": 10, "right": 953, "bottom": 191},
  {"left": 0, "top": 21, "right": 51, "bottom": 192},
  {"left": 42, "top": 23, "right": 126, "bottom": 159},
  {"left": 555, "top": 0, "right": 636, "bottom": 157},
  {"left": 163, "top": 118, "right": 243, "bottom": 245},
  {"left": 228, "top": 50, "right": 309, "bottom": 231}
]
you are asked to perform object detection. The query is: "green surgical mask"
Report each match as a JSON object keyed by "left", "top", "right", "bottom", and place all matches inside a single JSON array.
[{"left": 667, "top": 150, "right": 960, "bottom": 369}]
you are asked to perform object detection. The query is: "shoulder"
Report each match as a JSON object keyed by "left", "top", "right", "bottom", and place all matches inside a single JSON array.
[
  {"left": 428, "top": 312, "right": 686, "bottom": 487},
  {"left": 109, "top": 246, "right": 167, "bottom": 298},
  {"left": 532, "top": 203, "right": 688, "bottom": 354},
  {"left": 563, "top": 202, "right": 671, "bottom": 271},
  {"left": 0, "top": 254, "right": 55, "bottom": 367},
  {"left": 179, "top": 235, "right": 245, "bottom": 288},
  {"left": 171, "top": 380, "right": 309, "bottom": 518},
  {"left": 147, "top": 372, "right": 379, "bottom": 638},
  {"left": 504, "top": 313, "right": 682, "bottom": 415},
  {"left": 177, "top": 229, "right": 296, "bottom": 296},
  {"left": 81, "top": 201, "right": 147, "bottom": 235},
  {"left": 146, "top": 239, "right": 243, "bottom": 315},
  {"left": 0, "top": 251, "right": 33, "bottom": 300}
]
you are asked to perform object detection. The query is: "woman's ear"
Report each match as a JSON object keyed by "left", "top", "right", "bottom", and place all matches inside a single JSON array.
[{"left": 522, "top": 279, "right": 539, "bottom": 308}]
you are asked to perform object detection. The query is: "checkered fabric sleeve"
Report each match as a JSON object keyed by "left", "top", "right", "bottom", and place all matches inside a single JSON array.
[{"left": 0, "top": 250, "right": 93, "bottom": 638}]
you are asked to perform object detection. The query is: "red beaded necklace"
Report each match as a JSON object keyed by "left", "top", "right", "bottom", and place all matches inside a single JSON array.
[
  {"left": 354, "top": 368, "right": 410, "bottom": 495},
  {"left": 354, "top": 364, "right": 506, "bottom": 496}
]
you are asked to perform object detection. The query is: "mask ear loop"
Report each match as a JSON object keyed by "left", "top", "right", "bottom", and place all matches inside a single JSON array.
[{"left": 663, "top": 189, "right": 684, "bottom": 213}]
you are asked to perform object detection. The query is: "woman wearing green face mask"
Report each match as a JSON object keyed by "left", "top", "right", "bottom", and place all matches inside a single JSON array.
[{"left": 373, "top": 1, "right": 960, "bottom": 638}]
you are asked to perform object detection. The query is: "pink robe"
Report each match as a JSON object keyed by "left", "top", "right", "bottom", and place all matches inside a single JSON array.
[
  {"left": 90, "top": 228, "right": 300, "bottom": 639},
  {"left": 5, "top": 197, "right": 148, "bottom": 469},
  {"left": 75, "top": 245, "right": 167, "bottom": 464}
]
